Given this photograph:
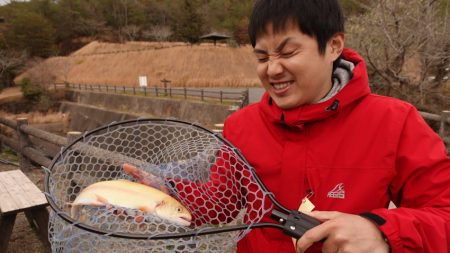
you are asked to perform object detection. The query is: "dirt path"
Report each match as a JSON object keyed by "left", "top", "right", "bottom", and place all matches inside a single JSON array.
[
  {"left": 0, "top": 163, "right": 49, "bottom": 253},
  {"left": 0, "top": 87, "right": 22, "bottom": 103}
]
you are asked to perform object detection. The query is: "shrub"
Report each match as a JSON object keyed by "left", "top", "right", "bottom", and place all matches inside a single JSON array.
[{"left": 20, "top": 77, "right": 44, "bottom": 103}]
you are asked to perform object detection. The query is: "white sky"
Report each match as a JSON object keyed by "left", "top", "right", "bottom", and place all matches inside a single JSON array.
[{"left": 0, "top": 0, "right": 29, "bottom": 5}]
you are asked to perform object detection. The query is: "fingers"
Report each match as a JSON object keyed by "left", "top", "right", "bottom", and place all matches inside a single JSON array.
[
  {"left": 321, "top": 239, "right": 339, "bottom": 253},
  {"left": 294, "top": 211, "right": 391, "bottom": 253},
  {"left": 293, "top": 211, "right": 344, "bottom": 253},
  {"left": 295, "top": 219, "right": 333, "bottom": 253}
]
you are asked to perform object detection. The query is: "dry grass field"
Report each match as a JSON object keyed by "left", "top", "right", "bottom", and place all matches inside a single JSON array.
[{"left": 16, "top": 41, "right": 260, "bottom": 88}]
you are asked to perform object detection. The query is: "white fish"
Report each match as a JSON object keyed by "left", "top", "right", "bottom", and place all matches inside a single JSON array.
[{"left": 70, "top": 179, "right": 192, "bottom": 226}]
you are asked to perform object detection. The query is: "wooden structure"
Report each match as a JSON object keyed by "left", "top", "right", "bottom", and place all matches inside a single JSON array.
[
  {"left": 0, "top": 170, "right": 50, "bottom": 252},
  {"left": 200, "top": 32, "right": 231, "bottom": 46}
]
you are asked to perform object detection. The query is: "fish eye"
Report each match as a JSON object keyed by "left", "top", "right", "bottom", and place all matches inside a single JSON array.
[{"left": 177, "top": 207, "right": 182, "bottom": 212}]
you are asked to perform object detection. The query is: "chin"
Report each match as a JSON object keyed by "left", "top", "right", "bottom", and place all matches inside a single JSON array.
[{"left": 274, "top": 99, "right": 301, "bottom": 109}]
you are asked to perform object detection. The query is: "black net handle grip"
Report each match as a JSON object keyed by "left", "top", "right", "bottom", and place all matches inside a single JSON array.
[{"left": 272, "top": 210, "right": 321, "bottom": 239}]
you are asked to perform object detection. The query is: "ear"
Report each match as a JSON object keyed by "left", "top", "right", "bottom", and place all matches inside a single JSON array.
[{"left": 327, "top": 32, "right": 345, "bottom": 61}]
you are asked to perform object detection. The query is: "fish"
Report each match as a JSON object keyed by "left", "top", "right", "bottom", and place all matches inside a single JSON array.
[
  {"left": 70, "top": 179, "right": 192, "bottom": 226},
  {"left": 122, "top": 163, "right": 170, "bottom": 194}
]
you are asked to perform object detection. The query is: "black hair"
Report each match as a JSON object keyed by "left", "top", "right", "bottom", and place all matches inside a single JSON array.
[{"left": 248, "top": 0, "right": 345, "bottom": 55}]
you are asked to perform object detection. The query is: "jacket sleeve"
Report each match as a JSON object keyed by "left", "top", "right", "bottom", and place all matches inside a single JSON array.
[{"left": 371, "top": 107, "right": 450, "bottom": 252}]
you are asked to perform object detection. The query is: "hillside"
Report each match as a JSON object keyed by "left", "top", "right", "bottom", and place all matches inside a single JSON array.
[{"left": 15, "top": 41, "right": 260, "bottom": 88}]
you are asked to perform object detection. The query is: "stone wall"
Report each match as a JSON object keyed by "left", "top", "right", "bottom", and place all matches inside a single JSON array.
[{"left": 62, "top": 90, "right": 233, "bottom": 132}]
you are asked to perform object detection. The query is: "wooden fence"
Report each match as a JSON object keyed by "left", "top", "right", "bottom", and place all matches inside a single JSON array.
[
  {"left": 0, "top": 110, "right": 449, "bottom": 170},
  {"left": 64, "top": 83, "right": 250, "bottom": 108},
  {"left": 0, "top": 117, "right": 81, "bottom": 170},
  {"left": 419, "top": 111, "right": 450, "bottom": 145}
]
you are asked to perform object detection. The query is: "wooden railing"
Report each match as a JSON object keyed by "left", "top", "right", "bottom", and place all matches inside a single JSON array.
[
  {"left": 419, "top": 111, "right": 450, "bottom": 145},
  {"left": 0, "top": 117, "right": 81, "bottom": 170},
  {"left": 0, "top": 112, "right": 448, "bottom": 171}
]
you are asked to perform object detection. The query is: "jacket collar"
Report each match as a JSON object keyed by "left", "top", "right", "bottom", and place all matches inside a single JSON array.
[{"left": 259, "top": 48, "right": 371, "bottom": 128}]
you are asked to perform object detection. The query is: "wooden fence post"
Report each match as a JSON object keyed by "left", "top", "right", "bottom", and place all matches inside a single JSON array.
[
  {"left": 16, "top": 118, "right": 33, "bottom": 171},
  {"left": 161, "top": 79, "right": 171, "bottom": 96},
  {"left": 439, "top": 110, "right": 450, "bottom": 138},
  {"left": 67, "top": 131, "right": 82, "bottom": 145},
  {"left": 220, "top": 91, "right": 223, "bottom": 104},
  {"left": 241, "top": 89, "right": 250, "bottom": 107}
]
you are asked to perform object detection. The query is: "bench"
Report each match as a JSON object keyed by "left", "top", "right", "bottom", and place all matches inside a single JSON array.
[{"left": 0, "top": 170, "right": 50, "bottom": 252}]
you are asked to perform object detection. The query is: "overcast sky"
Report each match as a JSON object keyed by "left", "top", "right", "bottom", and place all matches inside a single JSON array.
[{"left": 0, "top": 0, "right": 28, "bottom": 5}]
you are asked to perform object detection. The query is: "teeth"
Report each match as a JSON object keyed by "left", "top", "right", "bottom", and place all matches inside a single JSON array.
[{"left": 272, "top": 82, "right": 290, "bottom": 90}]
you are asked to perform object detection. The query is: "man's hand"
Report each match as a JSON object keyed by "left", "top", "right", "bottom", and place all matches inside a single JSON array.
[{"left": 293, "top": 211, "right": 390, "bottom": 253}]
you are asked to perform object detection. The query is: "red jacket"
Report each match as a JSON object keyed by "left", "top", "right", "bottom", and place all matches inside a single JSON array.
[{"left": 223, "top": 48, "right": 450, "bottom": 253}]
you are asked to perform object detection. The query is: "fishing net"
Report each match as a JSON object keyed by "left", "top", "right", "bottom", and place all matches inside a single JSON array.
[{"left": 45, "top": 119, "right": 274, "bottom": 253}]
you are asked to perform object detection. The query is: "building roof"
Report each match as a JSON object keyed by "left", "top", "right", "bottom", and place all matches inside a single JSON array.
[{"left": 200, "top": 32, "right": 231, "bottom": 40}]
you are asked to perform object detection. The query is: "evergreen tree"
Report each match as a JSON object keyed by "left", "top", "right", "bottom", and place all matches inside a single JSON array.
[
  {"left": 175, "top": 0, "right": 204, "bottom": 44},
  {"left": 5, "top": 10, "right": 56, "bottom": 57}
]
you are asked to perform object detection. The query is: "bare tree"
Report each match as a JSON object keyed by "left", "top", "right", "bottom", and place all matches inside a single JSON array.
[
  {"left": 111, "top": 0, "right": 144, "bottom": 42},
  {"left": 0, "top": 50, "right": 26, "bottom": 76},
  {"left": 347, "top": 0, "right": 450, "bottom": 112},
  {"left": 142, "top": 25, "right": 173, "bottom": 42},
  {"left": 122, "top": 24, "right": 140, "bottom": 41},
  {"left": 0, "top": 50, "right": 27, "bottom": 87}
]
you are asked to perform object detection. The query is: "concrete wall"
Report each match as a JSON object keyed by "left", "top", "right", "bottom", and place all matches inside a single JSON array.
[{"left": 62, "top": 90, "right": 234, "bottom": 132}]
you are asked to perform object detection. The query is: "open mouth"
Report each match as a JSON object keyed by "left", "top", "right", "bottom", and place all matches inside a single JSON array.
[
  {"left": 176, "top": 216, "right": 192, "bottom": 226},
  {"left": 271, "top": 81, "right": 293, "bottom": 94}
]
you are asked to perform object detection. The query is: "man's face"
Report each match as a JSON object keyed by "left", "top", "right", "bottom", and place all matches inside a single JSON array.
[{"left": 253, "top": 22, "right": 342, "bottom": 109}]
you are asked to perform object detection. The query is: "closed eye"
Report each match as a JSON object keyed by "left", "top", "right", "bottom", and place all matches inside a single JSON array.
[
  {"left": 257, "top": 57, "right": 269, "bottom": 63},
  {"left": 255, "top": 51, "right": 297, "bottom": 63},
  {"left": 280, "top": 51, "right": 297, "bottom": 58}
]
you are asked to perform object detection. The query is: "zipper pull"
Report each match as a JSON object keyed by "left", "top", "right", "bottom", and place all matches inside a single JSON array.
[{"left": 299, "top": 190, "right": 315, "bottom": 213}]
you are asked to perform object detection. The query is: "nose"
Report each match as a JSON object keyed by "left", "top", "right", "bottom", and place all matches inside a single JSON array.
[{"left": 267, "top": 58, "right": 284, "bottom": 77}]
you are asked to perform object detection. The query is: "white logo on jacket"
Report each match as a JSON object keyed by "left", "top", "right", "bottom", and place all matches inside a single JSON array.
[{"left": 327, "top": 183, "right": 345, "bottom": 199}]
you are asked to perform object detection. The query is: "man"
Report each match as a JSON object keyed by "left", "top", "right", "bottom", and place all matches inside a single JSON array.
[{"left": 222, "top": 0, "right": 450, "bottom": 252}]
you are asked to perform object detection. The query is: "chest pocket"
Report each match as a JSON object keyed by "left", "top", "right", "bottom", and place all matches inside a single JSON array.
[{"left": 307, "top": 166, "right": 392, "bottom": 214}]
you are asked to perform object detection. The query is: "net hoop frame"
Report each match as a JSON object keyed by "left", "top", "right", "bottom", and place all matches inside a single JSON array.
[{"left": 44, "top": 118, "right": 290, "bottom": 240}]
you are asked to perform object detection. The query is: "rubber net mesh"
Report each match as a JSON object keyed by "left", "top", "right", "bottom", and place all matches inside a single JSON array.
[{"left": 46, "top": 120, "right": 273, "bottom": 253}]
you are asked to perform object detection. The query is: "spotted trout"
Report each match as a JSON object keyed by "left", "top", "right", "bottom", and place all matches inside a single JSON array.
[{"left": 70, "top": 179, "right": 192, "bottom": 226}]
